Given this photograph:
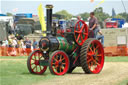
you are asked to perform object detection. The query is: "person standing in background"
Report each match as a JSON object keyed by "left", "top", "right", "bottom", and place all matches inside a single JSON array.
[
  {"left": 77, "top": 16, "right": 81, "bottom": 21},
  {"left": 32, "top": 39, "right": 38, "bottom": 50},
  {"left": 24, "top": 37, "right": 32, "bottom": 56}
]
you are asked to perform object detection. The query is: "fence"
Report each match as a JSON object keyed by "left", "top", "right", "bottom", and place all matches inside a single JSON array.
[
  {"left": 0, "top": 46, "right": 39, "bottom": 56},
  {"left": 0, "top": 46, "right": 128, "bottom": 57},
  {"left": 104, "top": 46, "right": 128, "bottom": 56}
]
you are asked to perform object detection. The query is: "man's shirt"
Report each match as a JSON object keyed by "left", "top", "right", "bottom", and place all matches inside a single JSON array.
[{"left": 89, "top": 17, "right": 98, "bottom": 29}]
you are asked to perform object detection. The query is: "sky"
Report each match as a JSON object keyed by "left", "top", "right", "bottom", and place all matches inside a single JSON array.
[{"left": 0, "top": 0, "right": 128, "bottom": 16}]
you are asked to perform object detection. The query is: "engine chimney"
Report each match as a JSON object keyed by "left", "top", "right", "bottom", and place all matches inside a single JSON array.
[{"left": 45, "top": 5, "right": 53, "bottom": 36}]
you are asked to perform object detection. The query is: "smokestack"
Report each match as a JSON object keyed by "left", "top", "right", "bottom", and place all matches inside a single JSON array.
[{"left": 45, "top": 5, "right": 53, "bottom": 36}]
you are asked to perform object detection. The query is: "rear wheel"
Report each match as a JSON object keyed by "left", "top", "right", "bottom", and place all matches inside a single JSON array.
[
  {"left": 80, "top": 38, "right": 104, "bottom": 74},
  {"left": 49, "top": 50, "right": 69, "bottom": 75},
  {"left": 27, "top": 50, "right": 47, "bottom": 74}
]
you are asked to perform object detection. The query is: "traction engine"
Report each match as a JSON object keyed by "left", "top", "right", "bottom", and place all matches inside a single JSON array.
[{"left": 27, "top": 5, "right": 104, "bottom": 75}]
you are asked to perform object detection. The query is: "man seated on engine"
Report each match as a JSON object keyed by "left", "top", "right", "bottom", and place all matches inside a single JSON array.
[{"left": 96, "top": 27, "right": 104, "bottom": 46}]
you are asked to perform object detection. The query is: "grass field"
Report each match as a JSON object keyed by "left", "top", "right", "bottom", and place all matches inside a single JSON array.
[{"left": 0, "top": 56, "right": 128, "bottom": 85}]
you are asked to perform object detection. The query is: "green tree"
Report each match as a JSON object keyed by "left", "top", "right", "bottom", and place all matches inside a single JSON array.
[
  {"left": 55, "top": 10, "right": 73, "bottom": 20},
  {"left": 118, "top": 12, "right": 128, "bottom": 22},
  {"left": 6, "top": 12, "right": 13, "bottom": 16},
  {"left": 94, "top": 7, "right": 110, "bottom": 28},
  {"left": 78, "top": 12, "right": 90, "bottom": 21},
  {"left": 114, "top": 15, "right": 124, "bottom": 19},
  {"left": 94, "top": 7, "right": 110, "bottom": 22}
]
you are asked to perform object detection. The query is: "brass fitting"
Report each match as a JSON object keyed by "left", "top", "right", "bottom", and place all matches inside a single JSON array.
[{"left": 45, "top": 5, "right": 53, "bottom": 9}]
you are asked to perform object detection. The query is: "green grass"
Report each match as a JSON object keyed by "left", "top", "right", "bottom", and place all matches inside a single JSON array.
[
  {"left": 105, "top": 56, "right": 128, "bottom": 62},
  {"left": 118, "top": 79, "right": 128, "bottom": 85},
  {"left": 0, "top": 56, "right": 128, "bottom": 85},
  {"left": 0, "top": 56, "right": 27, "bottom": 59},
  {"left": 0, "top": 56, "right": 61, "bottom": 85}
]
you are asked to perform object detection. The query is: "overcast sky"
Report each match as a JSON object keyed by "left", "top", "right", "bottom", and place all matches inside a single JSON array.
[{"left": 0, "top": 0, "right": 128, "bottom": 16}]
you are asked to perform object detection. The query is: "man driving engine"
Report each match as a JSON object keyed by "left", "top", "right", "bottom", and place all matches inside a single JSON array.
[{"left": 89, "top": 12, "right": 99, "bottom": 38}]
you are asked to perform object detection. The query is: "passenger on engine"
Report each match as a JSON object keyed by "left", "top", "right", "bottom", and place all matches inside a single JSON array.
[{"left": 96, "top": 26, "right": 104, "bottom": 46}]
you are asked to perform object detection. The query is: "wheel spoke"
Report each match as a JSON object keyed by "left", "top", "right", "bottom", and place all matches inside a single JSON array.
[
  {"left": 89, "top": 62, "right": 93, "bottom": 69},
  {"left": 87, "top": 58, "right": 92, "bottom": 63},
  {"left": 62, "top": 63, "right": 66, "bottom": 65},
  {"left": 53, "top": 58, "right": 58, "bottom": 62},
  {"left": 75, "top": 31, "right": 80, "bottom": 33},
  {"left": 61, "top": 66, "right": 64, "bottom": 70},
  {"left": 80, "top": 25, "right": 84, "bottom": 32},
  {"left": 59, "top": 55, "right": 62, "bottom": 61},
  {"left": 89, "top": 47, "right": 93, "bottom": 53},
  {"left": 83, "top": 33, "right": 88, "bottom": 35},
  {"left": 92, "top": 43, "right": 96, "bottom": 53},
  {"left": 34, "top": 55, "right": 36, "bottom": 60},
  {"left": 52, "top": 63, "right": 55, "bottom": 65},
  {"left": 91, "top": 62, "right": 93, "bottom": 67},
  {"left": 33, "top": 65, "right": 36, "bottom": 70},
  {"left": 87, "top": 52, "right": 92, "bottom": 56},
  {"left": 76, "top": 34, "right": 80, "bottom": 42},
  {"left": 36, "top": 66, "right": 37, "bottom": 72},
  {"left": 61, "top": 57, "right": 65, "bottom": 61},
  {"left": 54, "top": 65, "right": 58, "bottom": 71},
  {"left": 96, "top": 54, "right": 102, "bottom": 57},
  {"left": 39, "top": 55, "right": 42, "bottom": 60},
  {"left": 95, "top": 45, "right": 99, "bottom": 50},
  {"left": 93, "top": 59, "right": 100, "bottom": 65},
  {"left": 80, "top": 34, "right": 83, "bottom": 42},
  {"left": 95, "top": 56, "right": 99, "bottom": 61},
  {"left": 39, "top": 65, "right": 41, "bottom": 71},
  {"left": 59, "top": 66, "right": 62, "bottom": 73}
]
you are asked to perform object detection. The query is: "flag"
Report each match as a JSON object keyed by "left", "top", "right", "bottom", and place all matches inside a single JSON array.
[
  {"left": 38, "top": 4, "right": 46, "bottom": 36},
  {"left": 95, "top": 0, "right": 104, "bottom": 8}
]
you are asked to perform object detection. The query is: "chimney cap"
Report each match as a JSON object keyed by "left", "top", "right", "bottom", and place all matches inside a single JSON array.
[{"left": 45, "top": 5, "right": 53, "bottom": 9}]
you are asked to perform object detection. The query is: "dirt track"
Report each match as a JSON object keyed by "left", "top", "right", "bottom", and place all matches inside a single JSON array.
[{"left": 36, "top": 62, "right": 128, "bottom": 85}]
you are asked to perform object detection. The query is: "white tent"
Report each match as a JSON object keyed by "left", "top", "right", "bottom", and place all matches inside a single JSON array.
[
  {"left": 0, "top": 16, "right": 14, "bottom": 30},
  {"left": 122, "top": 23, "right": 128, "bottom": 28}
]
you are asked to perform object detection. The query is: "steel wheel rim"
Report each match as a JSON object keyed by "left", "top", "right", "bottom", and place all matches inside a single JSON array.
[
  {"left": 30, "top": 51, "right": 47, "bottom": 74},
  {"left": 74, "top": 20, "right": 88, "bottom": 46},
  {"left": 51, "top": 51, "right": 69, "bottom": 75},
  {"left": 87, "top": 40, "right": 104, "bottom": 73}
]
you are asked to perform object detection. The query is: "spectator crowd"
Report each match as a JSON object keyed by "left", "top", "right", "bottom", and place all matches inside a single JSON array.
[{"left": 0, "top": 34, "right": 38, "bottom": 56}]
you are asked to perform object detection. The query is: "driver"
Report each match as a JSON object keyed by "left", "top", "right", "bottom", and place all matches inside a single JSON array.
[{"left": 89, "top": 12, "right": 99, "bottom": 38}]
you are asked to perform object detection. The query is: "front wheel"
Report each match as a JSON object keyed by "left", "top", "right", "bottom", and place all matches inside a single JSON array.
[
  {"left": 49, "top": 50, "right": 70, "bottom": 75},
  {"left": 27, "top": 50, "right": 47, "bottom": 74}
]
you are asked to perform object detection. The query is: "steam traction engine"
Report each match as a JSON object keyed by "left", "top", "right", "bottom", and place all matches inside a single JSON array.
[{"left": 27, "top": 5, "right": 104, "bottom": 75}]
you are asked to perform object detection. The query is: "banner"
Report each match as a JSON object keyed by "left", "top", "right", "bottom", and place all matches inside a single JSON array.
[{"left": 38, "top": 4, "right": 46, "bottom": 36}]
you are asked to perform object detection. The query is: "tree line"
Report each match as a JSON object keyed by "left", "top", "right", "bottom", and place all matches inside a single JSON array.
[
  {"left": 55, "top": 7, "right": 128, "bottom": 22},
  {"left": 6, "top": 7, "right": 128, "bottom": 23}
]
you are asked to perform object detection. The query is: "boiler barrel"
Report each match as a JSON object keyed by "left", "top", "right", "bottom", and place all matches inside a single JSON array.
[
  {"left": 57, "top": 37, "right": 76, "bottom": 53},
  {"left": 39, "top": 36, "right": 76, "bottom": 53}
]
